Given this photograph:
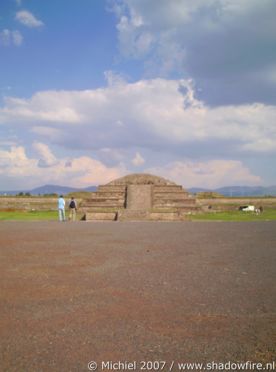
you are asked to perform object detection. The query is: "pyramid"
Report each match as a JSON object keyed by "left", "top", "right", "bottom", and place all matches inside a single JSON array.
[{"left": 81, "top": 173, "right": 198, "bottom": 221}]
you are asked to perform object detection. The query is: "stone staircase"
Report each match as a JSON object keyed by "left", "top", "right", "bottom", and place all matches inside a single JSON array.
[
  {"left": 152, "top": 185, "right": 198, "bottom": 212},
  {"left": 80, "top": 185, "right": 126, "bottom": 215}
]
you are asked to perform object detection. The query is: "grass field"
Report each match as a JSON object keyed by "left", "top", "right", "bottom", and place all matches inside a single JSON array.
[
  {"left": 191, "top": 209, "right": 276, "bottom": 221},
  {"left": 0, "top": 209, "right": 275, "bottom": 221},
  {"left": 0, "top": 210, "right": 83, "bottom": 221},
  {"left": 0, "top": 210, "right": 58, "bottom": 221}
]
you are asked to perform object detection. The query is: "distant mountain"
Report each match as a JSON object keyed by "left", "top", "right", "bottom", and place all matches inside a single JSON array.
[
  {"left": 82, "top": 186, "right": 98, "bottom": 192},
  {"left": 188, "top": 187, "right": 209, "bottom": 194},
  {"left": 215, "top": 185, "right": 276, "bottom": 197},
  {"left": 0, "top": 184, "right": 97, "bottom": 196},
  {"left": 29, "top": 184, "right": 97, "bottom": 195},
  {"left": 188, "top": 185, "right": 276, "bottom": 197},
  {"left": 29, "top": 184, "right": 77, "bottom": 195}
]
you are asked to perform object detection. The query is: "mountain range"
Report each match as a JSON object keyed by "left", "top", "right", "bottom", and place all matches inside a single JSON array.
[
  {"left": 1, "top": 184, "right": 276, "bottom": 197},
  {"left": 188, "top": 185, "right": 276, "bottom": 197},
  {"left": 0, "top": 184, "right": 97, "bottom": 196}
]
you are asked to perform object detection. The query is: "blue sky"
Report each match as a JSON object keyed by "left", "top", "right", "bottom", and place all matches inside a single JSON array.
[{"left": 0, "top": 0, "right": 275, "bottom": 190}]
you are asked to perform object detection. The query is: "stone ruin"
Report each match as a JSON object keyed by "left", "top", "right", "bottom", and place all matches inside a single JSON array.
[{"left": 81, "top": 173, "right": 198, "bottom": 221}]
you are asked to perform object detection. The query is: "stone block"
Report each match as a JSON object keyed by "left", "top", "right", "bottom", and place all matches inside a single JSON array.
[
  {"left": 149, "top": 212, "right": 187, "bottom": 221},
  {"left": 85, "top": 212, "right": 117, "bottom": 221},
  {"left": 126, "top": 185, "right": 152, "bottom": 210},
  {"left": 117, "top": 210, "right": 149, "bottom": 221},
  {"left": 153, "top": 193, "right": 190, "bottom": 200}
]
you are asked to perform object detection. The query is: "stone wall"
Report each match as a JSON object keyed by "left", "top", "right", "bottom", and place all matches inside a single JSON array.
[{"left": 126, "top": 185, "right": 152, "bottom": 210}]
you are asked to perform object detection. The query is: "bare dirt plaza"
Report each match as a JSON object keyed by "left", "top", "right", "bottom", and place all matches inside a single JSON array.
[{"left": 0, "top": 221, "right": 275, "bottom": 371}]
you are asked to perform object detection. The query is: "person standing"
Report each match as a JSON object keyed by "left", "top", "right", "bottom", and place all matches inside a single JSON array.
[
  {"left": 58, "top": 195, "right": 66, "bottom": 221},
  {"left": 68, "top": 197, "right": 77, "bottom": 221}
]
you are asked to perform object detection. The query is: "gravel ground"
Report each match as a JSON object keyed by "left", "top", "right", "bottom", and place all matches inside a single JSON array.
[{"left": 0, "top": 221, "right": 275, "bottom": 372}]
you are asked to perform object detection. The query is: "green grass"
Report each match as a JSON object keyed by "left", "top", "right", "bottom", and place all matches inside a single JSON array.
[
  {"left": 0, "top": 210, "right": 83, "bottom": 221},
  {"left": 191, "top": 209, "right": 276, "bottom": 221},
  {"left": 0, "top": 209, "right": 276, "bottom": 222}
]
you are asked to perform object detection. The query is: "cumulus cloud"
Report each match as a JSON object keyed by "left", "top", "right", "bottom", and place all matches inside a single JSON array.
[
  {"left": 1, "top": 93, "right": 81, "bottom": 124},
  {"left": 132, "top": 152, "right": 145, "bottom": 166},
  {"left": 110, "top": 0, "right": 276, "bottom": 105},
  {"left": 1, "top": 78, "right": 275, "bottom": 155},
  {"left": 15, "top": 10, "right": 44, "bottom": 28},
  {"left": 0, "top": 145, "right": 126, "bottom": 189},
  {"left": 147, "top": 160, "right": 262, "bottom": 189},
  {"left": 12, "top": 30, "right": 23, "bottom": 46},
  {"left": 0, "top": 29, "right": 23, "bottom": 46},
  {"left": 32, "top": 142, "right": 58, "bottom": 167},
  {"left": 0, "top": 144, "right": 261, "bottom": 189}
]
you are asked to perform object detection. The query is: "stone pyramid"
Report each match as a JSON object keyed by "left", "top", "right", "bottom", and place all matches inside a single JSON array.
[{"left": 81, "top": 173, "right": 198, "bottom": 221}]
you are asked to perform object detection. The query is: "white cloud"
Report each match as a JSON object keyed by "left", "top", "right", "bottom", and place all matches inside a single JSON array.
[
  {"left": 116, "top": 14, "right": 154, "bottom": 58},
  {"left": 110, "top": 0, "right": 219, "bottom": 68},
  {"left": 112, "top": 0, "right": 272, "bottom": 58},
  {"left": 132, "top": 152, "right": 145, "bottom": 166},
  {"left": 110, "top": 0, "right": 276, "bottom": 105},
  {"left": 0, "top": 146, "right": 36, "bottom": 176},
  {"left": 1, "top": 93, "right": 81, "bottom": 123},
  {"left": 32, "top": 142, "right": 58, "bottom": 167},
  {"left": 15, "top": 10, "right": 44, "bottom": 28},
  {"left": 0, "top": 145, "right": 126, "bottom": 189},
  {"left": 12, "top": 30, "right": 23, "bottom": 46},
  {"left": 0, "top": 29, "right": 23, "bottom": 47},
  {"left": 147, "top": 160, "right": 262, "bottom": 189},
  {"left": 0, "top": 78, "right": 275, "bottom": 155},
  {"left": 0, "top": 145, "right": 261, "bottom": 189}
]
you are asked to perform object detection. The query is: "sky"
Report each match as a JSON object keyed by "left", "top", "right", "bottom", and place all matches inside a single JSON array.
[{"left": 0, "top": 0, "right": 275, "bottom": 190}]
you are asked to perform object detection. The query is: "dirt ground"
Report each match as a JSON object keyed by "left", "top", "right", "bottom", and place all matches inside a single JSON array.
[{"left": 0, "top": 221, "right": 275, "bottom": 372}]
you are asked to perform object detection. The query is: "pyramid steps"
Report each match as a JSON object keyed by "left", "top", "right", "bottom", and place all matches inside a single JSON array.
[
  {"left": 84, "top": 197, "right": 125, "bottom": 203},
  {"left": 97, "top": 185, "right": 126, "bottom": 192},
  {"left": 153, "top": 185, "right": 183, "bottom": 192},
  {"left": 82, "top": 201, "right": 124, "bottom": 208},
  {"left": 153, "top": 193, "right": 190, "bottom": 200},
  {"left": 87, "top": 192, "right": 125, "bottom": 198}
]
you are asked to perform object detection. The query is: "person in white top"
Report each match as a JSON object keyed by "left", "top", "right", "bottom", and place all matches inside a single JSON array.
[{"left": 58, "top": 195, "right": 66, "bottom": 221}]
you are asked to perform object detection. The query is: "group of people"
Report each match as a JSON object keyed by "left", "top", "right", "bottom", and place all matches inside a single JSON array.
[{"left": 58, "top": 195, "right": 77, "bottom": 222}]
